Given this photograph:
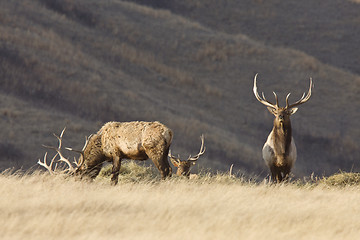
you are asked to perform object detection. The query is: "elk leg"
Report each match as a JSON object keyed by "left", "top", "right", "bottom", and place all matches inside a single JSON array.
[
  {"left": 145, "top": 144, "right": 172, "bottom": 179},
  {"left": 270, "top": 165, "right": 277, "bottom": 182},
  {"left": 148, "top": 153, "right": 171, "bottom": 180},
  {"left": 152, "top": 158, "right": 168, "bottom": 180},
  {"left": 111, "top": 156, "right": 121, "bottom": 185},
  {"left": 162, "top": 147, "right": 172, "bottom": 177},
  {"left": 283, "top": 167, "right": 291, "bottom": 182},
  {"left": 276, "top": 171, "right": 283, "bottom": 182},
  {"left": 270, "top": 166, "right": 282, "bottom": 183}
]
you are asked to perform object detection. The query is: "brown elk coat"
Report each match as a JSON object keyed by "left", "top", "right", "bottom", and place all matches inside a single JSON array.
[{"left": 78, "top": 121, "right": 173, "bottom": 184}]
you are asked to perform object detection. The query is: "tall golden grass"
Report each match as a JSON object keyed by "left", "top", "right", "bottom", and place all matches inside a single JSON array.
[{"left": 1, "top": 163, "right": 360, "bottom": 240}]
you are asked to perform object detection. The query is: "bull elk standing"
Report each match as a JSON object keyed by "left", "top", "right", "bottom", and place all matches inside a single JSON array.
[
  {"left": 168, "top": 135, "right": 205, "bottom": 177},
  {"left": 253, "top": 74, "right": 313, "bottom": 182}
]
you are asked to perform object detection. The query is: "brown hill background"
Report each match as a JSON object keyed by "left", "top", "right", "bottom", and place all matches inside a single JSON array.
[{"left": 0, "top": 0, "right": 359, "bottom": 178}]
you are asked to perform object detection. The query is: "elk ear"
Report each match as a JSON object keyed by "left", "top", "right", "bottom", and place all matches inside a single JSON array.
[
  {"left": 289, "top": 107, "right": 298, "bottom": 115},
  {"left": 169, "top": 157, "right": 179, "bottom": 167},
  {"left": 267, "top": 107, "right": 277, "bottom": 115}
]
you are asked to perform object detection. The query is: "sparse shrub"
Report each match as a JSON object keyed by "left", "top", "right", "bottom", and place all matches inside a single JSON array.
[{"left": 321, "top": 172, "right": 360, "bottom": 187}]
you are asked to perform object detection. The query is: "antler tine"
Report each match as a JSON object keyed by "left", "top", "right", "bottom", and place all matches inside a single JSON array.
[
  {"left": 188, "top": 134, "right": 206, "bottom": 162},
  {"left": 64, "top": 135, "right": 87, "bottom": 154},
  {"left": 37, "top": 152, "right": 59, "bottom": 175},
  {"left": 253, "top": 73, "right": 278, "bottom": 109},
  {"left": 168, "top": 149, "right": 181, "bottom": 164},
  {"left": 82, "top": 134, "right": 93, "bottom": 151},
  {"left": 72, "top": 157, "right": 82, "bottom": 168},
  {"left": 286, "top": 77, "right": 313, "bottom": 109},
  {"left": 57, "top": 128, "right": 77, "bottom": 172},
  {"left": 285, "top": 93, "right": 291, "bottom": 108},
  {"left": 272, "top": 91, "right": 279, "bottom": 108},
  {"left": 286, "top": 92, "right": 305, "bottom": 108},
  {"left": 64, "top": 147, "right": 84, "bottom": 169},
  {"left": 65, "top": 133, "right": 94, "bottom": 168},
  {"left": 57, "top": 155, "right": 76, "bottom": 173}
]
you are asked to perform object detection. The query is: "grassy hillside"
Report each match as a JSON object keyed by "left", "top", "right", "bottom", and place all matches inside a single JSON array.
[
  {"left": 1, "top": 167, "right": 360, "bottom": 240},
  {"left": 0, "top": 0, "right": 359, "bottom": 178},
  {"left": 129, "top": 0, "right": 360, "bottom": 74}
]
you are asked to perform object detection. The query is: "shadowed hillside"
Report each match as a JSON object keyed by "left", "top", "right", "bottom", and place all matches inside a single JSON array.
[
  {"left": 0, "top": 0, "right": 359, "bottom": 177},
  {"left": 128, "top": 0, "right": 360, "bottom": 75}
]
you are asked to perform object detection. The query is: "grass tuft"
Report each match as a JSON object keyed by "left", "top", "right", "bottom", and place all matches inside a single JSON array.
[{"left": 320, "top": 171, "right": 360, "bottom": 187}]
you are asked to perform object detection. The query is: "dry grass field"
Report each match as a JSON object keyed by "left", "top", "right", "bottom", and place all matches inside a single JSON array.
[{"left": 1, "top": 163, "right": 360, "bottom": 240}]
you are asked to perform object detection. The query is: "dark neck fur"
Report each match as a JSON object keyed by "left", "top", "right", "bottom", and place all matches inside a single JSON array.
[{"left": 272, "top": 120, "right": 292, "bottom": 158}]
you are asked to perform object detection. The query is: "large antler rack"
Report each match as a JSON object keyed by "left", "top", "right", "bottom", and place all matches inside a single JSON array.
[
  {"left": 38, "top": 128, "right": 83, "bottom": 174},
  {"left": 254, "top": 73, "right": 313, "bottom": 110},
  {"left": 168, "top": 135, "right": 206, "bottom": 163}
]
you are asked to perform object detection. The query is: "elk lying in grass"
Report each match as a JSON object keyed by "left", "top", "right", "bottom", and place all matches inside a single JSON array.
[
  {"left": 168, "top": 135, "right": 205, "bottom": 178},
  {"left": 39, "top": 121, "right": 173, "bottom": 184},
  {"left": 253, "top": 74, "right": 313, "bottom": 182}
]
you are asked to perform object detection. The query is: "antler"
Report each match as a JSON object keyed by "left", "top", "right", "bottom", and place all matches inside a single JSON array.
[
  {"left": 168, "top": 135, "right": 206, "bottom": 177},
  {"left": 286, "top": 77, "right": 313, "bottom": 109},
  {"left": 168, "top": 135, "right": 206, "bottom": 163},
  {"left": 187, "top": 135, "right": 206, "bottom": 162},
  {"left": 37, "top": 152, "right": 59, "bottom": 175},
  {"left": 39, "top": 128, "right": 78, "bottom": 174},
  {"left": 168, "top": 149, "right": 181, "bottom": 164},
  {"left": 253, "top": 73, "right": 279, "bottom": 109},
  {"left": 65, "top": 134, "right": 94, "bottom": 168}
]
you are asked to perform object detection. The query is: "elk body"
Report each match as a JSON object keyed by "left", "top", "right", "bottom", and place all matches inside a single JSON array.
[
  {"left": 253, "top": 74, "right": 313, "bottom": 182},
  {"left": 39, "top": 121, "right": 173, "bottom": 184},
  {"left": 83, "top": 121, "right": 174, "bottom": 184}
]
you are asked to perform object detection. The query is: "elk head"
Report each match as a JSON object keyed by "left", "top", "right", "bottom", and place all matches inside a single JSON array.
[
  {"left": 253, "top": 73, "right": 313, "bottom": 129},
  {"left": 38, "top": 128, "right": 92, "bottom": 175},
  {"left": 168, "top": 135, "right": 205, "bottom": 177}
]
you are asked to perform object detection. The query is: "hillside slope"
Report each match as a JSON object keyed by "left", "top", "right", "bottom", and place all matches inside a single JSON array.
[
  {"left": 0, "top": 0, "right": 359, "bottom": 177},
  {"left": 129, "top": 0, "right": 360, "bottom": 74}
]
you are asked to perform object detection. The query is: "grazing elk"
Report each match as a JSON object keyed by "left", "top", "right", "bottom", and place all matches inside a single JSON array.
[
  {"left": 168, "top": 135, "right": 205, "bottom": 177},
  {"left": 253, "top": 74, "right": 313, "bottom": 182},
  {"left": 39, "top": 121, "right": 173, "bottom": 184}
]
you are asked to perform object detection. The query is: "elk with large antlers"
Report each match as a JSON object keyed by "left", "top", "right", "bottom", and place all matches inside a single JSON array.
[
  {"left": 253, "top": 74, "right": 313, "bottom": 182},
  {"left": 168, "top": 135, "right": 205, "bottom": 177},
  {"left": 39, "top": 121, "right": 174, "bottom": 184}
]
